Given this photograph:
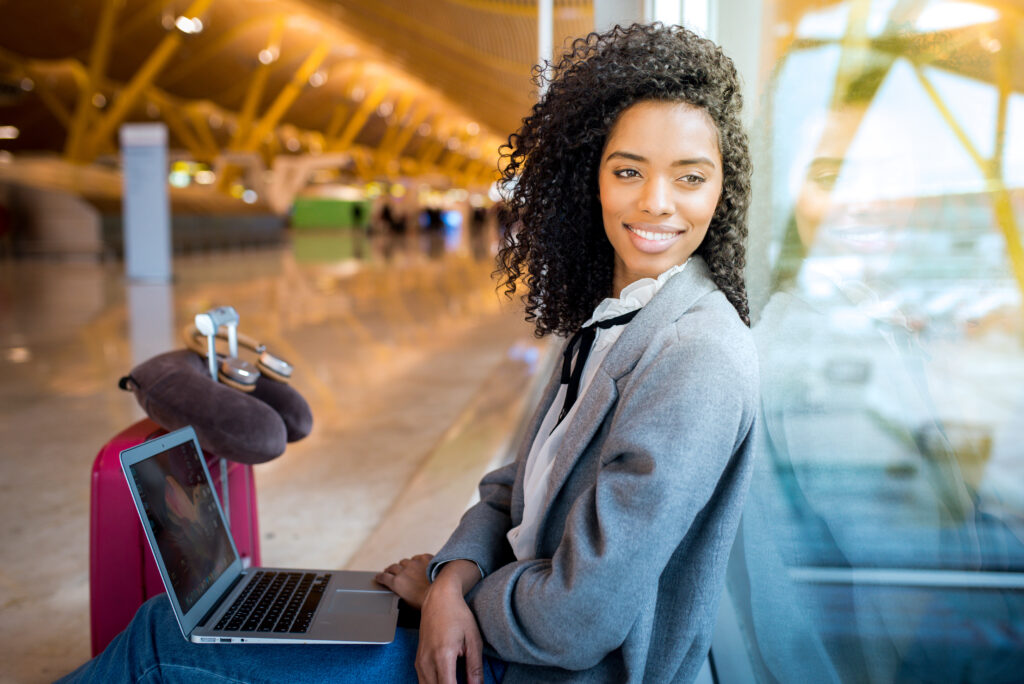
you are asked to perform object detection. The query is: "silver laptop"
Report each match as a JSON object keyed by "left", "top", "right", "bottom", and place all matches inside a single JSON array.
[{"left": 120, "top": 425, "right": 399, "bottom": 644}]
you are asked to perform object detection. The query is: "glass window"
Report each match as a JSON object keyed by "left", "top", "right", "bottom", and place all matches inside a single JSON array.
[{"left": 726, "top": 1, "right": 1024, "bottom": 682}]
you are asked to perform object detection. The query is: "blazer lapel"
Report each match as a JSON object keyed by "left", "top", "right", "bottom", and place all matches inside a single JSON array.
[
  {"left": 602, "top": 256, "right": 716, "bottom": 379},
  {"left": 529, "top": 257, "right": 719, "bottom": 550}
]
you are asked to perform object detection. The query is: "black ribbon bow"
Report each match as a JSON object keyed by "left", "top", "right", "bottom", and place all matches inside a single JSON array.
[{"left": 554, "top": 308, "right": 640, "bottom": 428}]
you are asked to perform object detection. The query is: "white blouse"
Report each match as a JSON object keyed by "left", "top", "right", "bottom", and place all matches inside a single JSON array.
[{"left": 506, "top": 261, "right": 689, "bottom": 560}]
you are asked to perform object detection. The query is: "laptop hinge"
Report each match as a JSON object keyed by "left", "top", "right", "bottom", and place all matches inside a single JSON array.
[{"left": 198, "top": 572, "right": 244, "bottom": 628}]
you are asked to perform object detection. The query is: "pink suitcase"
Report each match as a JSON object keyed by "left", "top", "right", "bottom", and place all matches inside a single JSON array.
[{"left": 89, "top": 418, "right": 261, "bottom": 656}]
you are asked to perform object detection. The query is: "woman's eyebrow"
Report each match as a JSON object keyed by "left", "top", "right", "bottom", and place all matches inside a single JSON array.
[
  {"left": 605, "top": 150, "right": 716, "bottom": 168},
  {"left": 672, "top": 157, "right": 716, "bottom": 168},
  {"left": 605, "top": 150, "right": 647, "bottom": 163}
]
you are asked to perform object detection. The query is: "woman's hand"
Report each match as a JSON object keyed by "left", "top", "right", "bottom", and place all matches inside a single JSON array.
[
  {"left": 375, "top": 553, "right": 433, "bottom": 610},
  {"left": 415, "top": 577, "right": 484, "bottom": 684}
]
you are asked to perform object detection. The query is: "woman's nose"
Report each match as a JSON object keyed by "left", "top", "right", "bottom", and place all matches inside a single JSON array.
[{"left": 638, "top": 178, "right": 673, "bottom": 216}]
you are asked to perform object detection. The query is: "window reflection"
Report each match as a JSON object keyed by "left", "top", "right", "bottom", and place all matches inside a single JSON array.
[{"left": 730, "top": 1, "right": 1024, "bottom": 682}]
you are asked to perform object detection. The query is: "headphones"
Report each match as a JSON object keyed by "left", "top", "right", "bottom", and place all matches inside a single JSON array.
[
  {"left": 120, "top": 305, "right": 312, "bottom": 465},
  {"left": 183, "top": 306, "right": 294, "bottom": 392}
]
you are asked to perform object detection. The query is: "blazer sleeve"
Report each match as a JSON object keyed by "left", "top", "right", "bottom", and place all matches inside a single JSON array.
[
  {"left": 463, "top": 324, "right": 759, "bottom": 670},
  {"left": 428, "top": 458, "right": 519, "bottom": 579}
]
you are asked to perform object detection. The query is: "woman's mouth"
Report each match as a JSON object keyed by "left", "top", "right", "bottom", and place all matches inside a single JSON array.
[{"left": 624, "top": 223, "right": 683, "bottom": 252}]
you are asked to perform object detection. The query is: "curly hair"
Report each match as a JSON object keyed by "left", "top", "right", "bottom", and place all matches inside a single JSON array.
[{"left": 495, "top": 23, "right": 752, "bottom": 335}]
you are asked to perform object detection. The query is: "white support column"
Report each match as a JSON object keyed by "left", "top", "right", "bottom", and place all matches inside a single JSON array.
[
  {"left": 539, "top": 0, "right": 554, "bottom": 95},
  {"left": 120, "top": 123, "right": 172, "bottom": 283},
  {"left": 713, "top": 0, "right": 762, "bottom": 129},
  {"left": 712, "top": 0, "right": 772, "bottom": 318},
  {"left": 682, "top": 0, "right": 714, "bottom": 37},
  {"left": 127, "top": 281, "right": 174, "bottom": 369},
  {"left": 651, "top": 0, "right": 682, "bottom": 26},
  {"left": 121, "top": 123, "right": 174, "bottom": 378},
  {"left": 594, "top": 0, "right": 644, "bottom": 32}
]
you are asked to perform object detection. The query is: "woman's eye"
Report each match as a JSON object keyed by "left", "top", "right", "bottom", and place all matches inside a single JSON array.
[
  {"left": 679, "top": 174, "right": 706, "bottom": 184},
  {"left": 613, "top": 168, "right": 641, "bottom": 179},
  {"left": 810, "top": 172, "right": 839, "bottom": 190}
]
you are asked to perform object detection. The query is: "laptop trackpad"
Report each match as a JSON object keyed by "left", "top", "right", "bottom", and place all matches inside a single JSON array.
[{"left": 329, "top": 590, "right": 395, "bottom": 615}]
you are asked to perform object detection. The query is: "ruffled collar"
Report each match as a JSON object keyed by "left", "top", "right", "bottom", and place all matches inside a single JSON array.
[{"left": 583, "top": 261, "right": 689, "bottom": 328}]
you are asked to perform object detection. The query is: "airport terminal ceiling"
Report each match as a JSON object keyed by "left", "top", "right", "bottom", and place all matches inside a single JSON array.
[
  {"left": 0, "top": 0, "right": 1019, "bottom": 207},
  {"left": 0, "top": 0, "right": 594, "bottom": 197}
]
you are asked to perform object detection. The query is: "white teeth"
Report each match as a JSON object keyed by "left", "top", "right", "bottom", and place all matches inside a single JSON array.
[{"left": 629, "top": 226, "right": 677, "bottom": 241}]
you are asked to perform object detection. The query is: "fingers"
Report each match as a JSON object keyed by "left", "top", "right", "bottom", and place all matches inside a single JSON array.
[
  {"left": 415, "top": 646, "right": 458, "bottom": 684},
  {"left": 464, "top": 629, "right": 485, "bottom": 684}
]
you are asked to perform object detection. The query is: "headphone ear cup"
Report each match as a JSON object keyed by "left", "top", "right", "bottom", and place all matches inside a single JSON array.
[
  {"left": 218, "top": 358, "right": 260, "bottom": 392},
  {"left": 255, "top": 351, "right": 292, "bottom": 383},
  {"left": 219, "top": 372, "right": 257, "bottom": 393}
]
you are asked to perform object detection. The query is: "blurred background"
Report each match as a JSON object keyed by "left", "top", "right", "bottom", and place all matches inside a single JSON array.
[{"left": 0, "top": 0, "right": 1021, "bottom": 682}]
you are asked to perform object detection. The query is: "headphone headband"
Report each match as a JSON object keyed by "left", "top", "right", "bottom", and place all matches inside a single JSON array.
[{"left": 183, "top": 325, "right": 293, "bottom": 384}]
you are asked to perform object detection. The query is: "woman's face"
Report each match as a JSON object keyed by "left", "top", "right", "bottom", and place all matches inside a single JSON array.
[{"left": 598, "top": 101, "right": 723, "bottom": 295}]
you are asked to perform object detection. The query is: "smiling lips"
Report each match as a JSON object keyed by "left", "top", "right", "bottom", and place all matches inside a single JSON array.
[{"left": 624, "top": 223, "right": 684, "bottom": 252}]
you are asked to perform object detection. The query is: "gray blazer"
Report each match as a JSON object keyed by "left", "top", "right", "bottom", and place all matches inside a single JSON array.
[{"left": 429, "top": 257, "right": 760, "bottom": 683}]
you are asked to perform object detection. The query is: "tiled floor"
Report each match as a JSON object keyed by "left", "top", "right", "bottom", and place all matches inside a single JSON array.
[{"left": 0, "top": 248, "right": 545, "bottom": 683}]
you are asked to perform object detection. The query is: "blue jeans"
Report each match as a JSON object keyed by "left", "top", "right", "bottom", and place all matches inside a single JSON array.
[{"left": 58, "top": 596, "right": 507, "bottom": 683}]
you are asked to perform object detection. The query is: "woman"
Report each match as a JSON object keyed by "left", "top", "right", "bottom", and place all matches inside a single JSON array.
[{"left": 59, "top": 23, "right": 758, "bottom": 684}]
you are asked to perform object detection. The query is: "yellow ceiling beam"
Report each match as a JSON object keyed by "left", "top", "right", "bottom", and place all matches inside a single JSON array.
[
  {"left": 187, "top": 106, "right": 222, "bottom": 159},
  {"left": 387, "top": 105, "right": 433, "bottom": 159},
  {"left": 240, "top": 40, "right": 332, "bottom": 151},
  {"left": 416, "top": 138, "right": 446, "bottom": 168},
  {"left": 324, "top": 103, "right": 351, "bottom": 143},
  {"left": 321, "top": 66, "right": 366, "bottom": 141},
  {"left": 374, "top": 91, "right": 416, "bottom": 156},
  {"left": 232, "top": 16, "right": 287, "bottom": 148},
  {"left": 352, "top": 0, "right": 527, "bottom": 75},
  {"left": 912, "top": 66, "right": 985, "bottom": 169},
  {"left": 144, "top": 89, "right": 210, "bottom": 160},
  {"left": 913, "top": 60, "right": 1024, "bottom": 306},
  {"left": 327, "top": 79, "right": 391, "bottom": 152},
  {"left": 444, "top": 0, "right": 593, "bottom": 19},
  {"left": 33, "top": 82, "right": 73, "bottom": 129},
  {"left": 164, "top": 106, "right": 208, "bottom": 160},
  {"left": 351, "top": 148, "right": 373, "bottom": 180},
  {"left": 66, "top": 0, "right": 120, "bottom": 160},
  {"left": 80, "top": 0, "right": 217, "bottom": 162},
  {"left": 113, "top": 0, "right": 167, "bottom": 48},
  {"left": 162, "top": 13, "right": 280, "bottom": 86},
  {"left": 991, "top": 21, "right": 1012, "bottom": 173}
]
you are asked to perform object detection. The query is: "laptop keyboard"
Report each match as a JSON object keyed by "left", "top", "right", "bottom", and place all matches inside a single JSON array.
[{"left": 214, "top": 571, "right": 331, "bottom": 634}]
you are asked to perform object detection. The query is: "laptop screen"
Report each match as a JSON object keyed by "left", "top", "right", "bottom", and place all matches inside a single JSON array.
[{"left": 127, "top": 439, "right": 236, "bottom": 614}]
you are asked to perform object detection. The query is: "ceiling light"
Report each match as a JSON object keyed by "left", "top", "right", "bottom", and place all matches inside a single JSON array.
[
  {"left": 982, "top": 36, "right": 1002, "bottom": 53},
  {"left": 5, "top": 347, "right": 31, "bottom": 363},
  {"left": 169, "top": 170, "right": 191, "bottom": 188},
  {"left": 0, "top": 126, "right": 20, "bottom": 140},
  {"left": 19, "top": 78, "right": 33, "bottom": 92},
  {"left": 175, "top": 16, "right": 203, "bottom": 34},
  {"left": 258, "top": 48, "right": 278, "bottom": 65},
  {"left": 92, "top": 93, "right": 107, "bottom": 108},
  {"left": 308, "top": 70, "right": 327, "bottom": 87},
  {"left": 466, "top": 122, "right": 479, "bottom": 136}
]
